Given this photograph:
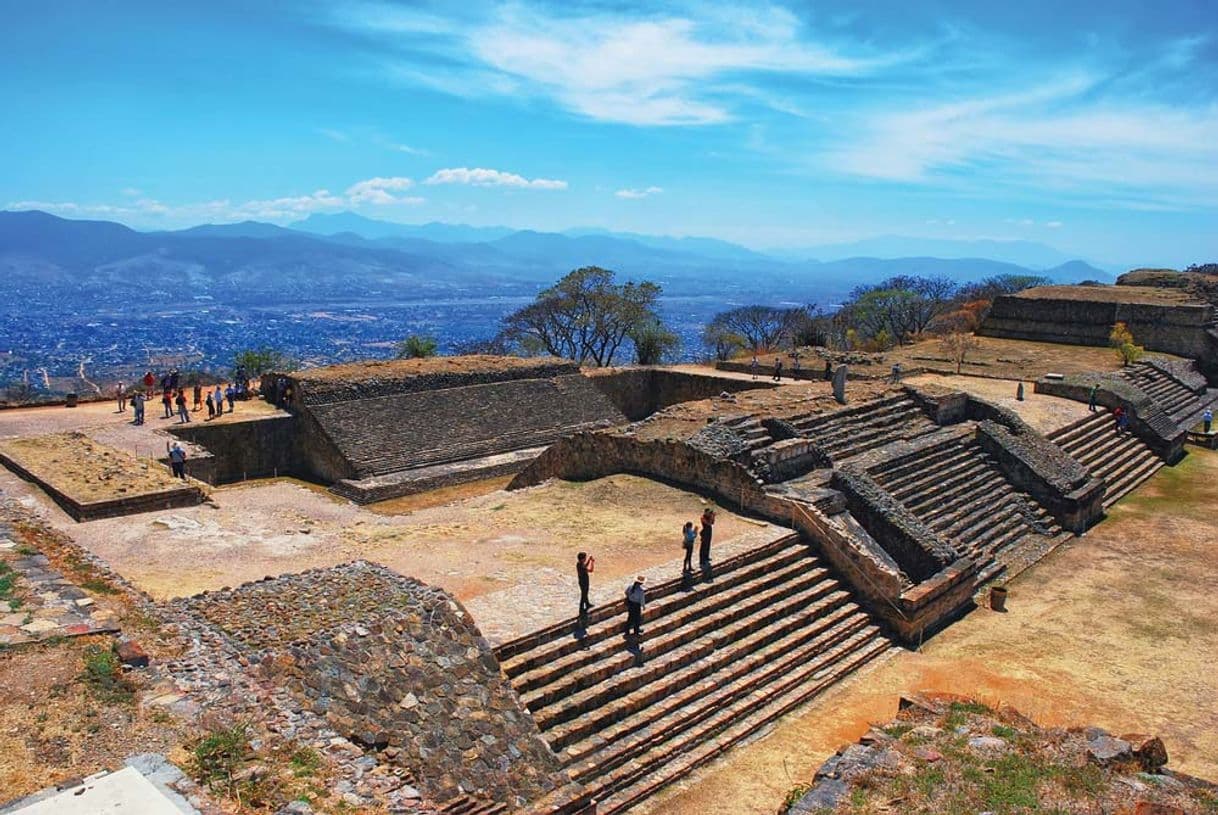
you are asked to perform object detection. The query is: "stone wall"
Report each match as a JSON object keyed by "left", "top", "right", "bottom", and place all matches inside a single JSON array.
[
  {"left": 168, "top": 414, "right": 298, "bottom": 484},
  {"left": 979, "top": 291, "right": 1215, "bottom": 371},
  {"left": 587, "top": 368, "right": 778, "bottom": 421},
  {"left": 175, "top": 562, "right": 565, "bottom": 807},
  {"left": 829, "top": 466, "right": 960, "bottom": 582}
]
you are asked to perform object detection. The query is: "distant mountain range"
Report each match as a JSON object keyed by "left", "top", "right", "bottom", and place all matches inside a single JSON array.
[{"left": 0, "top": 210, "right": 1117, "bottom": 312}]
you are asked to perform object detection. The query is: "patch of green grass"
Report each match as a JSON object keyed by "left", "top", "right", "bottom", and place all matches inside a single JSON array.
[
  {"left": 78, "top": 577, "right": 120, "bottom": 595},
  {"left": 882, "top": 723, "right": 913, "bottom": 738},
  {"left": 192, "top": 722, "right": 252, "bottom": 788},
  {"left": 979, "top": 752, "right": 1047, "bottom": 813},
  {"left": 80, "top": 645, "right": 134, "bottom": 703},
  {"left": 991, "top": 724, "right": 1018, "bottom": 740},
  {"left": 289, "top": 746, "right": 322, "bottom": 778},
  {"left": 1052, "top": 761, "right": 1106, "bottom": 796},
  {"left": 0, "top": 562, "right": 17, "bottom": 601},
  {"left": 914, "top": 765, "right": 946, "bottom": 798}
]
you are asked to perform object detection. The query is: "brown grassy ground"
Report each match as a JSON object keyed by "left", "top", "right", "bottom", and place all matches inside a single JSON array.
[
  {"left": 1012, "top": 284, "right": 1200, "bottom": 304},
  {"left": 640, "top": 446, "right": 1218, "bottom": 815},
  {"left": 0, "top": 432, "right": 195, "bottom": 502},
  {"left": 292, "top": 354, "right": 567, "bottom": 383}
]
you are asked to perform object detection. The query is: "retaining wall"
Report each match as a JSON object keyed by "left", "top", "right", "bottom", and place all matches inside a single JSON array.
[
  {"left": 168, "top": 414, "right": 299, "bottom": 483},
  {"left": 588, "top": 368, "right": 778, "bottom": 421}
]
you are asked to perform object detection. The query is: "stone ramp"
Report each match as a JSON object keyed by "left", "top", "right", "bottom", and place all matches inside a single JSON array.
[
  {"left": 1048, "top": 413, "right": 1164, "bottom": 508},
  {"left": 308, "top": 374, "right": 626, "bottom": 479},
  {"left": 499, "top": 535, "right": 894, "bottom": 814}
]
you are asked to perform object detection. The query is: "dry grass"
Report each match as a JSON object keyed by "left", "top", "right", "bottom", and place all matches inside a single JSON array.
[
  {"left": 0, "top": 432, "right": 189, "bottom": 502},
  {"left": 293, "top": 354, "right": 569, "bottom": 383},
  {"left": 1011, "top": 284, "right": 1201, "bottom": 304}
]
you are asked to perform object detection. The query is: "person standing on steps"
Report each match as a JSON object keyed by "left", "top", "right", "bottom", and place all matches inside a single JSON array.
[
  {"left": 1204, "top": 407, "right": 1213, "bottom": 434},
  {"left": 699, "top": 507, "right": 716, "bottom": 567},
  {"left": 624, "top": 576, "right": 645, "bottom": 638},
  {"left": 576, "top": 551, "right": 595, "bottom": 619},
  {"left": 682, "top": 521, "right": 696, "bottom": 573},
  {"left": 142, "top": 370, "right": 155, "bottom": 395},
  {"left": 1113, "top": 404, "right": 1126, "bottom": 434},
  {"left": 1088, "top": 383, "right": 1099, "bottom": 412}
]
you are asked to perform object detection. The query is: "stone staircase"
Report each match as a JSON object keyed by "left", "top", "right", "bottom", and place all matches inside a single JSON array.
[
  {"left": 721, "top": 415, "right": 774, "bottom": 454},
  {"left": 496, "top": 535, "right": 894, "bottom": 814},
  {"left": 1047, "top": 413, "right": 1163, "bottom": 508},
  {"left": 868, "top": 436, "right": 1065, "bottom": 581},
  {"left": 1117, "top": 363, "right": 1200, "bottom": 420},
  {"left": 790, "top": 394, "right": 938, "bottom": 463}
]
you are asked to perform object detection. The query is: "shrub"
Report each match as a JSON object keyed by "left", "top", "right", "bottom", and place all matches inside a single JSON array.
[{"left": 81, "top": 645, "right": 134, "bottom": 703}]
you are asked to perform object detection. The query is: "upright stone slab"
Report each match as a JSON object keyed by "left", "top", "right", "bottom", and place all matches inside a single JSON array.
[{"left": 833, "top": 365, "right": 849, "bottom": 405}]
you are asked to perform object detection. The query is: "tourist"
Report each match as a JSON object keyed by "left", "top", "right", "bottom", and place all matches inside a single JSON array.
[
  {"left": 160, "top": 373, "right": 171, "bottom": 395},
  {"left": 576, "top": 552, "right": 595, "bottom": 619},
  {"left": 142, "top": 370, "right": 156, "bottom": 394},
  {"left": 682, "top": 521, "right": 696, "bottom": 573},
  {"left": 699, "top": 506, "right": 716, "bottom": 566},
  {"left": 193, "top": 381, "right": 203, "bottom": 411},
  {"left": 750, "top": 355, "right": 759, "bottom": 380},
  {"left": 823, "top": 360, "right": 832, "bottom": 381},
  {"left": 773, "top": 358, "right": 783, "bottom": 382},
  {"left": 225, "top": 384, "right": 236, "bottom": 412},
  {"left": 1113, "top": 405, "right": 1126, "bottom": 434},
  {"left": 792, "top": 350, "right": 801, "bottom": 374},
  {"left": 115, "top": 381, "right": 126, "bottom": 413},
  {"left": 1205, "top": 408, "right": 1213, "bottom": 434},
  {"left": 624, "top": 576, "right": 646, "bottom": 638},
  {"left": 890, "top": 362, "right": 903, "bottom": 384},
  {"left": 131, "top": 390, "right": 145, "bottom": 425},
  {"left": 169, "top": 369, "right": 180, "bottom": 393},
  {"left": 167, "top": 442, "right": 187, "bottom": 480},
  {"left": 213, "top": 385, "right": 224, "bottom": 415},
  {"left": 205, "top": 392, "right": 216, "bottom": 420},
  {"left": 161, "top": 389, "right": 172, "bottom": 418},
  {"left": 176, "top": 390, "right": 191, "bottom": 423},
  {"left": 1088, "top": 384, "right": 1099, "bottom": 412}
]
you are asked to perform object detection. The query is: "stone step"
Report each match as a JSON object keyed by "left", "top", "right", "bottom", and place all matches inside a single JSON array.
[
  {"left": 1049, "top": 413, "right": 1109, "bottom": 447},
  {"left": 872, "top": 443, "right": 975, "bottom": 491},
  {"left": 961, "top": 511, "right": 1031, "bottom": 561},
  {"left": 928, "top": 489, "right": 1023, "bottom": 537},
  {"left": 1102, "top": 453, "right": 1163, "bottom": 508},
  {"left": 1080, "top": 433, "right": 1154, "bottom": 477},
  {"left": 552, "top": 601, "right": 871, "bottom": 759},
  {"left": 794, "top": 395, "right": 918, "bottom": 433},
  {"left": 901, "top": 464, "right": 1005, "bottom": 516},
  {"left": 513, "top": 555, "right": 823, "bottom": 694},
  {"left": 532, "top": 583, "right": 854, "bottom": 732},
  {"left": 1057, "top": 415, "right": 1122, "bottom": 454},
  {"left": 588, "top": 633, "right": 894, "bottom": 814},
  {"left": 439, "top": 795, "right": 510, "bottom": 815},
  {"left": 494, "top": 536, "right": 799, "bottom": 662},
  {"left": 813, "top": 410, "right": 932, "bottom": 451},
  {"left": 520, "top": 565, "right": 835, "bottom": 709},
  {"left": 820, "top": 420, "right": 940, "bottom": 463},
  {"left": 568, "top": 621, "right": 880, "bottom": 793},
  {"left": 888, "top": 452, "right": 992, "bottom": 504},
  {"left": 498, "top": 536, "right": 807, "bottom": 674}
]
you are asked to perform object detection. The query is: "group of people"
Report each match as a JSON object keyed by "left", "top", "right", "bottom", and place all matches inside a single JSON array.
[
  {"left": 576, "top": 507, "right": 718, "bottom": 641},
  {"left": 115, "top": 372, "right": 247, "bottom": 425}
]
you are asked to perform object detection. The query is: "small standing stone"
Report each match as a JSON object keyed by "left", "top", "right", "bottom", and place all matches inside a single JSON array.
[{"left": 832, "top": 365, "right": 848, "bottom": 405}]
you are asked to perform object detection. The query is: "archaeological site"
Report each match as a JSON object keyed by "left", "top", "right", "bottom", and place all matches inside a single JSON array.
[{"left": 2, "top": 276, "right": 1218, "bottom": 815}]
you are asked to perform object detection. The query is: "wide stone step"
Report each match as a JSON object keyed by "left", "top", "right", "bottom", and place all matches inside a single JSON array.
[
  {"left": 902, "top": 465, "right": 1005, "bottom": 515},
  {"left": 794, "top": 395, "right": 918, "bottom": 433},
  {"left": 872, "top": 443, "right": 975, "bottom": 491},
  {"left": 513, "top": 556, "right": 821, "bottom": 694},
  {"left": 927, "top": 488, "right": 1022, "bottom": 536},
  {"left": 499, "top": 538, "right": 808, "bottom": 674},
  {"left": 553, "top": 601, "right": 870, "bottom": 759},
  {"left": 589, "top": 632, "right": 894, "bottom": 814},
  {"left": 1103, "top": 458, "right": 1163, "bottom": 507},
  {"left": 1049, "top": 414, "right": 1109, "bottom": 447},
  {"left": 959, "top": 511, "right": 1031, "bottom": 560},
  {"left": 496, "top": 535, "right": 803, "bottom": 666},
  {"left": 822, "top": 421, "right": 939, "bottom": 462},
  {"left": 1081, "top": 433, "right": 1153, "bottom": 477},
  {"left": 520, "top": 565, "right": 834, "bottom": 708},
  {"left": 814, "top": 412, "right": 931, "bottom": 452},
  {"left": 567, "top": 619, "right": 878, "bottom": 789},
  {"left": 532, "top": 583, "right": 854, "bottom": 732},
  {"left": 889, "top": 453, "right": 992, "bottom": 503}
]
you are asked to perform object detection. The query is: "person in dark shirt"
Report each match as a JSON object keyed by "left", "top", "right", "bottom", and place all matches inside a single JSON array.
[
  {"left": 624, "top": 576, "right": 645, "bottom": 638},
  {"left": 699, "top": 507, "right": 716, "bottom": 566},
  {"left": 682, "top": 522, "right": 696, "bottom": 573},
  {"left": 576, "top": 552, "right": 595, "bottom": 618}
]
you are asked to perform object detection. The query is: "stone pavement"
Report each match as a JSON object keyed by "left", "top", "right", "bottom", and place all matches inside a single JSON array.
[
  {"left": 0, "top": 518, "right": 120, "bottom": 646},
  {"left": 0, "top": 754, "right": 202, "bottom": 815}
]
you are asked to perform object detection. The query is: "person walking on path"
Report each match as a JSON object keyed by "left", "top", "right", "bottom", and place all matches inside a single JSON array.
[
  {"left": 698, "top": 507, "right": 716, "bottom": 566},
  {"left": 161, "top": 389, "right": 173, "bottom": 418},
  {"left": 213, "top": 386, "right": 224, "bottom": 415},
  {"left": 624, "top": 576, "right": 646, "bottom": 638},
  {"left": 176, "top": 391, "right": 191, "bottom": 423},
  {"left": 576, "top": 552, "right": 595, "bottom": 619},
  {"left": 750, "top": 355, "right": 759, "bottom": 380},
  {"left": 772, "top": 357, "right": 783, "bottom": 382},
  {"left": 131, "top": 391, "right": 145, "bottom": 425},
  {"left": 167, "top": 442, "right": 188, "bottom": 480},
  {"left": 1204, "top": 407, "right": 1213, "bottom": 434},
  {"left": 682, "top": 521, "right": 696, "bottom": 573},
  {"left": 115, "top": 382, "right": 126, "bottom": 413},
  {"left": 193, "top": 382, "right": 203, "bottom": 412}
]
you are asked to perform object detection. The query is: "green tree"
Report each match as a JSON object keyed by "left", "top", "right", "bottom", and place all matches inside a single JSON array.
[
  {"left": 395, "top": 335, "right": 438, "bottom": 359},
  {"left": 498, "top": 267, "right": 668, "bottom": 367},
  {"left": 631, "top": 320, "right": 681, "bottom": 365},
  {"left": 232, "top": 347, "right": 295, "bottom": 377}
]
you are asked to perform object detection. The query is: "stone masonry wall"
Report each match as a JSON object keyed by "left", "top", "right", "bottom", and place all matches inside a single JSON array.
[
  {"left": 291, "top": 358, "right": 579, "bottom": 405},
  {"left": 168, "top": 414, "right": 298, "bottom": 484},
  {"left": 176, "top": 562, "right": 565, "bottom": 807},
  {"left": 587, "top": 368, "right": 778, "bottom": 421}
]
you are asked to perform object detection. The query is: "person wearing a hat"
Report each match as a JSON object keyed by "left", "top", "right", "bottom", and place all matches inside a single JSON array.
[
  {"left": 624, "top": 576, "right": 646, "bottom": 639},
  {"left": 167, "top": 441, "right": 188, "bottom": 480}
]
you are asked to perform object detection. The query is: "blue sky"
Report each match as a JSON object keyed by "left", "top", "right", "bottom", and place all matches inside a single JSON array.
[{"left": 2, "top": 0, "right": 1216, "bottom": 266}]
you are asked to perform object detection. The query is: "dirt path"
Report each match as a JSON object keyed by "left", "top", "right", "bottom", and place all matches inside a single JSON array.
[{"left": 640, "top": 446, "right": 1218, "bottom": 814}]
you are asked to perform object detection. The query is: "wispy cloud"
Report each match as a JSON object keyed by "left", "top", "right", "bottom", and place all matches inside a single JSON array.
[
  {"left": 424, "top": 167, "right": 567, "bottom": 189},
  {"left": 331, "top": 2, "right": 920, "bottom": 126},
  {"left": 317, "top": 127, "right": 350, "bottom": 142},
  {"left": 344, "top": 176, "right": 417, "bottom": 204},
  {"left": 615, "top": 186, "right": 663, "bottom": 199}
]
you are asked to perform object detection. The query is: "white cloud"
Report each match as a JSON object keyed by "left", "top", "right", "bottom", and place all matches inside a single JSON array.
[
  {"left": 1046, "top": 220, "right": 1063, "bottom": 228},
  {"left": 615, "top": 186, "right": 663, "bottom": 199},
  {"left": 345, "top": 176, "right": 416, "bottom": 205},
  {"left": 424, "top": 167, "right": 567, "bottom": 190},
  {"left": 394, "top": 143, "right": 429, "bottom": 156},
  {"left": 334, "top": 2, "right": 917, "bottom": 126}
]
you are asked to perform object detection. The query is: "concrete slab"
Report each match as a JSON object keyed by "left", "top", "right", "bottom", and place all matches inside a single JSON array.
[{"left": 1, "top": 764, "right": 197, "bottom": 815}]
